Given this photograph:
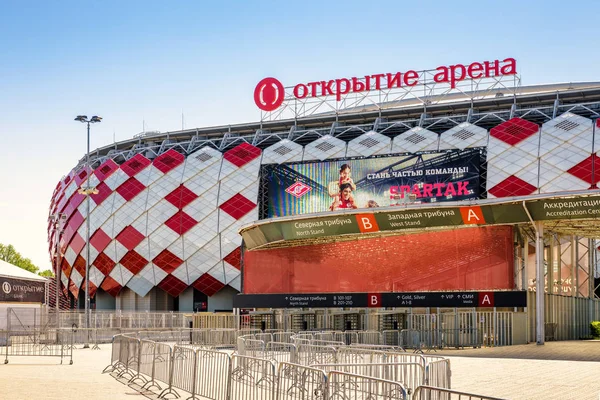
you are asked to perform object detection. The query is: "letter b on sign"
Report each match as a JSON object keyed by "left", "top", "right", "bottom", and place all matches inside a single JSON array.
[
  {"left": 356, "top": 214, "right": 379, "bottom": 233},
  {"left": 368, "top": 293, "right": 381, "bottom": 308}
]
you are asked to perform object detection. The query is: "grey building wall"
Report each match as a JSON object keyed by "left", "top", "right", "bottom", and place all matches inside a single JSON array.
[
  {"left": 178, "top": 287, "right": 194, "bottom": 312},
  {"left": 208, "top": 286, "right": 237, "bottom": 312},
  {"left": 96, "top": 290, "right": 116, "bottom": 310}
]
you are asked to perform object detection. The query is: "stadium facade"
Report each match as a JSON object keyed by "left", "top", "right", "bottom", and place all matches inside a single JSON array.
[{"left": 48, "top": 59, "right": 600, "bottom": 313}]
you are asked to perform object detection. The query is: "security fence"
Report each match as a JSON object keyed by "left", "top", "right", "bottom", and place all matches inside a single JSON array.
[
  {"left": 1, "top": 307, "right": 74, "bottom": 364},
  {"left": 105, "top": 331, "right": 506, "bottom": 400}
]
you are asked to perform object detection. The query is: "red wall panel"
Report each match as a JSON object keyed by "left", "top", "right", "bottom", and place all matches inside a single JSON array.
[{"left": 243, "top": 226, "right": 514, "bottom": 294}]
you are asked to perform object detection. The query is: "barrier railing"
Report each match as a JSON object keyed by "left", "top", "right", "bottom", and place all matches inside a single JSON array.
[
  {"left": 195, "top": 349, "right": 232, "bottom": 400},
  {"left": 231, "top": 355, "right": 276, "bottom": 400},
  {"left": 425, "top": 359, "right": 452, "bottom": 389},
  {"left": 104, "top": 332, "right": 504, "bottom": 400},
  {"left": 312, "top": 363, "right": 424, "bottom": 395},
  {"left": 327, "top": 370, "right": 408, "bottom": 399},
  {"left": 412, "top": 385, "right": 505, "bottom": 400},
  {"left": 3, "top": 329, "right": 73, "bottom": 365}
]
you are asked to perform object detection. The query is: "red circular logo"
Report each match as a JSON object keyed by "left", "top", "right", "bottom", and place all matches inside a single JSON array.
[{"left": 254, "top": 77, "right": 285, "bottom": 112}]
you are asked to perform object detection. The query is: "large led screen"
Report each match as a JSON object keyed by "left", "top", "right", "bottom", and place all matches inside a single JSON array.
[{"left": 259, "top": 149, "right": 483, "bottom": 218}]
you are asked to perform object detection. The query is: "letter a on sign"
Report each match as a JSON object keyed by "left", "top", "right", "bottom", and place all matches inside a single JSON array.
[
  {"left": 356, "top": 214, "right": 380, "bottom": 233},
  {"left": 478, "top": 292, "right": 494, "bottom": 307},
  {"left": 459, "top": 206, "right": 485, "bottom": 225},
  {"left": 368, "top": 293, "right": 382, "bottom": 308}
]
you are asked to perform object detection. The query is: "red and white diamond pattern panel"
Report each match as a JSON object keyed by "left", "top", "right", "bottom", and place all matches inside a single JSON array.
[
  {"left": 539, "top": 113, "right": 593, "bottom": 193},
  {"left": 49, "top": 114, "right": 598, "bottom": 299},
  {"left": 303, "top": 135, "right": 346, "bottom": 161},
  {"left": 49, "top": 143, "right": 262, "bottom": 299},
  {"left": 487, "top": 118, "right": 540, "bottom": 198},
  {"left": 391, "top": 127, "right": 439, "bottom": 153},
  {"left": 438, "top": 122, "right": 488, "bottom": 150},
  {"left": 346, "top": 131, "right": 392, "bottom": 158},
  {"left": 261, "top": 139, "right": 303, "bottom": 164}
]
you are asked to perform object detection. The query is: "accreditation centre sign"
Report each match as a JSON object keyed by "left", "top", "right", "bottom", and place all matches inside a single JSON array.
[
  {"left": 0, "top": 276, "right": 46, "bottom": 303},
  {"left": 241, "top": 192, "right": 600, "bottom": 250}
]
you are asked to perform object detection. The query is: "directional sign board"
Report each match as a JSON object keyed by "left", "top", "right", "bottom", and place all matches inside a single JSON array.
[{"left": 233, "top": 291, "right": 526, "bottom": 309}]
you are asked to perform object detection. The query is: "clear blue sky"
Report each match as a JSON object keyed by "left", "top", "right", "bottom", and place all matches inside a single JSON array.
[{"left": 1, "top": 0, "right": 599, "bottom": 270}]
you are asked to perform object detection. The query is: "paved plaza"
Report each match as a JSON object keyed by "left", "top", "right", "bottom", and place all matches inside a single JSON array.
[{"left": 0, "top": 341, "right": 599, "bottom": 400}]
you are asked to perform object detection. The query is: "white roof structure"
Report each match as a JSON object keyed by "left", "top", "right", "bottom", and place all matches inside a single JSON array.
[{"left": 0, "top": 259, "right": 47, "bottom": 282}]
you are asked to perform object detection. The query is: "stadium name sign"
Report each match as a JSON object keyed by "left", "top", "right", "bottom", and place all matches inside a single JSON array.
[{"left": 254, "top": 58, "right": 517, "bottom": 111}]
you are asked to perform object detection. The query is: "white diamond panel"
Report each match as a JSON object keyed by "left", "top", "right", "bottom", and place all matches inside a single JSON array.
[
  {"left": 346, "top": 131, "right": 392, "bottom": 157},
  {"left": 439, "top": 123, "right": 487, "bottom": 150},
  {"left": 303, "top": 135, "right": 346, "bottom": 161},
  {"left": 261, "top": 140, "right": 304, "bottom": 165},
  {"left": 392, "top": 127, "right": 439, "bottom": 153}
]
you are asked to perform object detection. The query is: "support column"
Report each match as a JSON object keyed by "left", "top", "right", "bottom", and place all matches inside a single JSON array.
[
  {"left": 535, "top": 221, "right": 545, "bottom": 345},
  {"left": 571, "top": 236, "right": 577, "bottom": 339},
  {"left": 522, "top": 239, "right": 529, "bottom": 291}
]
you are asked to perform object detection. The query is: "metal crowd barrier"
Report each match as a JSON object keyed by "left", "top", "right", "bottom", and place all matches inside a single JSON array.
[
  {"left": 104, "top": 332, "right": 503, "bottom": 400},
  {"left": 412, "top": 385, "right": 505, "bottom": 400},
  {"left": 312, "top": 362, "right": 424, "bottom": 395},
  {"left": 3, "top": 329, "right": 73, "bottom": 365},
  {"left": 327, "top": 370, "right": 408, "bottom": 399}
]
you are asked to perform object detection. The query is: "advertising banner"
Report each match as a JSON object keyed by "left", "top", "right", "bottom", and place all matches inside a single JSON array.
[
  {"left": 0, "top": 277, "right": 46, "bottom": 303},
  {"left": 260, "top": 149, "right": 483, "bottom": 218}
]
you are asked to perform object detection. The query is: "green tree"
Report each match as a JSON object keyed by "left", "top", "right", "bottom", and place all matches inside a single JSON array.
[
  {"left": 0, "top": 243, "right": 40, "bottom": 274},
  {"left": 38, "top": 269, "right": 54, "bottom": 277}
]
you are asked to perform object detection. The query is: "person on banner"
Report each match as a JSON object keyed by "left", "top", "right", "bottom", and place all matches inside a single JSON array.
[
  {"left": 328, "top": 163, "right": 356, "bottom": 199},
  {"left": 367, "top": 200, "right": 379, "bottom": 208},
  {"left": 330, "top": 182, "right": 358, "bottom": 210}
]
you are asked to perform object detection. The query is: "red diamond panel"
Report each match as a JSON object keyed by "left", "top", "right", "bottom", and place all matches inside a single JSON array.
[
  {"left": 121, "top": 154, "right": 151, "bottom": 177},
  {"left": 116, "top": 226, "right": 145, "bottom": 251},
  {"left": 165, "top": 185, "right": 199, "bottom": 209},
  {"left": 120, "top": 250, "right": 148, "bottom": 275},
  {"left": 223, "top": 247, "right": 242, "bottom": 270},
  {"left": 73, "top": 255, "right": 86, "bottom": 276},
  {"left": 193, "top": 273, "right": 225, "bottom": 297},
  {"left": 164, "top": 211, "right": 198, "bottom": 235},
  {"left": 82, "top": 279, "right": 98, "bottom": 298},
  {"left": 69, "top": 280, "right": 79, "bottom": 299},
  {"left": 223, "top": 143, "right": 261, "bottom": 167},
  {"left": 219, "top": 193, "right": 256, "bottom": 220},
  {"left": 74, "top": 166, "right": 91, "bottom": 186},
  {"left": 567, "top": 154, "right": 600, "bottom": 185},
  {"left": 158, "top": 275, "right": 187, "bottom": 297},
  {"left": 93, "top": 252, "right": 116, "bottom": 275},
  {"left": 153, "top": 249, "right": 183, "bottom": 274},
  {"left": 90, "top": 228, "right": 112, "bottom": 252},
  {"left": 488, "top": 175, "right": 537, "bottom": 198},
  {"left": 63, "top": 174, "right": 72, "bottom": 186},
  {"left": 94, "top": 159, "right": 119, "bottom": 182},
  {"left": 490, "top": 118, "right": 539, "bottom": 146},
  {"left": 101, "top": 276, "right": 122, "bottom": 297},
  {"left": 61, "top": 259, "right": 72, "bottom": 279},
  {"left": 64, "top": 193, "right": 85, "bottom": 218},
  {"left": 116, "top": 177, "right": 146, "bottom": 201},
  {"left": 153, "top": 149, "right": 185, "bottom": 174},
  {"left": 90, "top": 181, "right": 112, "bottom": 206},
  {"left": 69, "top": 233, "right": 86, "bottom": 254}
]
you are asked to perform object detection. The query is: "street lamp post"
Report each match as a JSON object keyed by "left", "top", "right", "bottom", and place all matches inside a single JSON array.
[
  {"left": 49, "top": 213, "right": 66, "bottom": 323},
  {"left": 74, "top": 115, "right": 102, "bottom": 348}
]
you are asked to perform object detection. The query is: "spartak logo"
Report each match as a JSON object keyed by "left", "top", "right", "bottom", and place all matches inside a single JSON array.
[
  {"left": 254, "top": 77, "right": 285, "bottom": 112},
  {"left": 285, "top": 182, "right": 312, "bottom": 198}
]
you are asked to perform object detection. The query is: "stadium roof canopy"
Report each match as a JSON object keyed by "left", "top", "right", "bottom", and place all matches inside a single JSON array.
[
  {"left": 78, "top": 82, "right": 600, "bottom": 169},
  {"left": 240, "top": 190, "right": 600, "bottom": 250}
]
